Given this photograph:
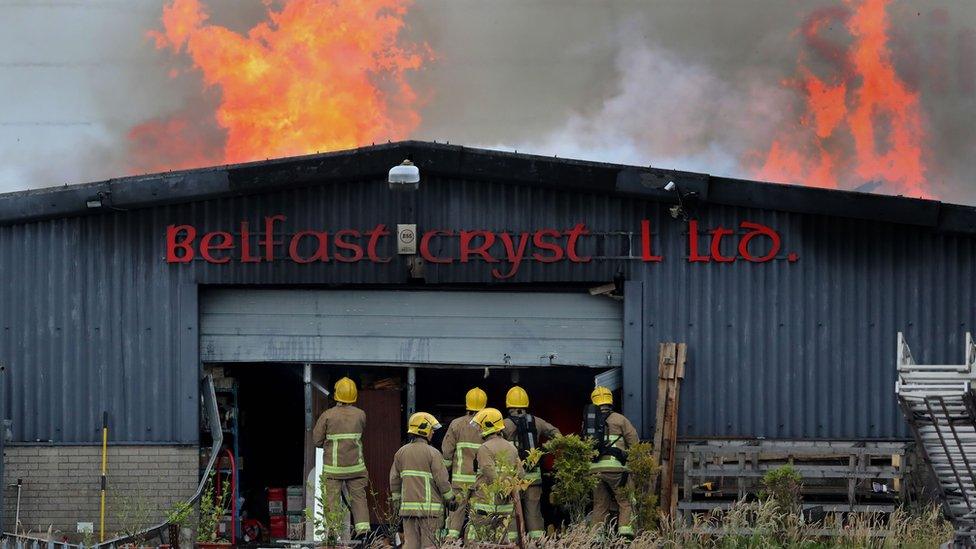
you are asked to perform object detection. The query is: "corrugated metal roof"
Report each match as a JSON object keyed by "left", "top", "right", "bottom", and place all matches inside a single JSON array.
[{"left": 0, "top": 141, "right": 972, "bottom": 234}]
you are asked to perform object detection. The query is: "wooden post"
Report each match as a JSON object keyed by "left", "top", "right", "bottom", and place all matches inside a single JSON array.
[
  {"left": 737, "top": 452, "right": 746, "bottom": 500},
  {"left": 653, "top": 343, "right": 677, "bottom": 464},
  {"left": 513, "top": 490, "right": 527, "bottom": 549},
  {"left": 892, "top": 453, "right": 903, "bottom": 493},
  {"left": 657, "top": 342, "right": 687, "bottom": 515},
  {"left": 847, "top": 454, "right": 857, "bottom": 506}
]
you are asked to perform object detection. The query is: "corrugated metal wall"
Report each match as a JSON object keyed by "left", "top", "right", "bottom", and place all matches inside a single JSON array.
[
  {"left": 628, "top": 203, "right": 976, "bottom": 440},
  {"left": 1, "top": 175, "right": 973, "bottom": 443},
  {"left": 0, "top": 210, "right": 199, "bottom": 443}
]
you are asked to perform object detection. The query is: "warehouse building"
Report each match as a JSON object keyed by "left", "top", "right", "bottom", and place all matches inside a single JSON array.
[{"left": 1, "top": 141, "right": 974, "bottom": 537}]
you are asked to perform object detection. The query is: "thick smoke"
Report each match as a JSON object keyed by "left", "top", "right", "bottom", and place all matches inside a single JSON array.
[
  {"left": 0, "top": 0, "right": 974, "bottom": 203},
  {"left": 498, "top": 38, "right": 791, "bottom": 178},
  {"left": 0, "top": 0, "right": 264, "bottom": 192}
]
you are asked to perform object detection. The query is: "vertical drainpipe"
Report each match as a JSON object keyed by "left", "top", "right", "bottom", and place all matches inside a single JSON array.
[
  {"left": 304, "top": 364, "right": 313, "bottom": 430},
  {"left": 303, "top": 363, "right": 313, "bottom": 516},
  {"left": 406, "top": 367, "right": 416, "bottom": 423}
]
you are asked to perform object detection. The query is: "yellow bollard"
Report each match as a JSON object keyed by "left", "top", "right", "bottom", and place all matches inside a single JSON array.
[{"left": 99, "top": 411, "right": 108, "bottom": 542}]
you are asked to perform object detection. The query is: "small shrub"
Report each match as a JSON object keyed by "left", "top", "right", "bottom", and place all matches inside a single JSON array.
[
  {"left": 543, "top": 434, "right": 598, "bottom": 522},
  {"left": 626, "top": 442, "right": 661, "bottom": 533},
  {"left": 468, "top": 453, "right": 530, "bottom": 544},
  {"left": 165, "top": 500, "right": 193, "bottom": 528},
  {"left": 306, "top": 468, "right": 346, "bottom": 545},
  {"left": 108, "top": 490, "right": 159, "bottom": 539},
  {"left": 760, "top": 465, "right": 803, "bottom": 513},
  {"left": 196, "top": 471, "right": 230, "bottom": 543},
  {"left": 368, "top": 480, "right": 401, "bottom": 547}
]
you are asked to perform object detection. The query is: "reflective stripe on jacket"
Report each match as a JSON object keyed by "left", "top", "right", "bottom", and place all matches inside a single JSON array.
[
  {"left": 390, "top": 438, "right": 454, "bottom": 517},
  {"left": 590, "top": 410, "right": 638, "bottom": 473},
  {"left": 312, "top": 404, "right": 368, "bottom": 479},
  {"left": 441, "top": 414, "right": 483, "bottom": 488},
  {"left": 471, "top": 435, "right": 524, "bottom": 514}
]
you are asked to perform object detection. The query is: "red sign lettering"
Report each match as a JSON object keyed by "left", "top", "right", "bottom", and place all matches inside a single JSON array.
[
  {"left": 420, "top": 230, "right": 453, "bottom": 264},
  {"left": 166, "top": 224, "right": 196, "bottom": 263},
  {"left": 164, "top": 216, "right": 795, "bottom": 278},
  {"left": 640, "top": 220, "right": 662, "bottom": 262},
  {"left": 288, "top": 231, "right": 330, "bottom": 263}
]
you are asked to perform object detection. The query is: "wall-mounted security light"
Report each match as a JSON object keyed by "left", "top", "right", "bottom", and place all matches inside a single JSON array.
[
  {"left": 86, "top": 192, "right": 106, "bottom": 209},
  {"left": 388, "top": 159, "right": 420, "bottom": 191},
  {"left": 663, "top": 181, "right": 699, "bottom": 221}
]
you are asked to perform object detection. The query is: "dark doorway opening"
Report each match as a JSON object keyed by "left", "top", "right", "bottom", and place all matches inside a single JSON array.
[{"left": 233, "top": 365, "right": 306, "bottom": 529}]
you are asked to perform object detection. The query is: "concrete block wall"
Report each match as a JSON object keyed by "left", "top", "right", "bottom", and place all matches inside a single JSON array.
[{"left": 2, "top": 446, "right": 198, "bottom": 539}]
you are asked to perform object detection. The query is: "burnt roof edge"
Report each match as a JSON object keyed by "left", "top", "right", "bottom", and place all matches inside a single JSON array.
[{"left": 0, "top": 140, "right": 972, "bottom": 234}]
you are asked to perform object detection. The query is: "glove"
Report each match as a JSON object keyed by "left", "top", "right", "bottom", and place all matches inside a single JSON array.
[{"left": 446, "top": 495, "right": 459, "bottom": 513}]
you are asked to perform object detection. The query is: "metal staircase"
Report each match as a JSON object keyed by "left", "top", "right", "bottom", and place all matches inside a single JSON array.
[{"left": 896, "top": 332, "right": 976, "bottom": 536}]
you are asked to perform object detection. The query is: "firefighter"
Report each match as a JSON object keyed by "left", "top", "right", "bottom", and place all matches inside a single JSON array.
[
  {"left": 585, "top": 386, "right": 639, "bottom": 538},
  {"left": 311, "top": 377, "right": 371, "bottom": 539},
  {"left": 440, "top": 387, "right": 487, "bottom": 540},
  {"left": 502, "top": 385, "right": 561, "bottom": 540},
  {"left": 390, "top": 412, "right": 456, "bottom": 549},
  {"left": 467, "top": 407, "right": 524, "bottom": 544}
]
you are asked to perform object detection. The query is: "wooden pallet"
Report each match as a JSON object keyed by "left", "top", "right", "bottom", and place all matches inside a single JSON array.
[{"left": 678, "top": 439, "right": 911, "bottom": 514}]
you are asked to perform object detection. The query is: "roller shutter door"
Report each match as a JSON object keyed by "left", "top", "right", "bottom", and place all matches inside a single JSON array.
[{"left": 200, "top": 289, "right": 622, "bottom": 367}]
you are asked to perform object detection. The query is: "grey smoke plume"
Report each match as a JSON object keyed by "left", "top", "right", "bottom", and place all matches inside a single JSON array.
[
  {"left": 0, "top": 0, "right": 974, "bottom": 204},
  {"left": 496, "top": 39, "right": 791, "bottom": 178}
]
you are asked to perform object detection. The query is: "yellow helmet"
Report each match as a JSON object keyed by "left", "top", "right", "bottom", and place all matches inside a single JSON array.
[
  {"left": 465, "top": 387, "right": 488, "bottom": 412},
  {"left": 334, "top": 377, "right": 358, "bottom": 404},
  {"left": 407, "top": 412, "right": 441, "bottom": 438},
  {"left": 471, "top": 407, "right": 505, "bottom": 437},
  {"left": 591, "top": 386, "right": 613, "bottom": 406},
  {"left": 505, "top": 386, "right": 529, "bottom": 409}
]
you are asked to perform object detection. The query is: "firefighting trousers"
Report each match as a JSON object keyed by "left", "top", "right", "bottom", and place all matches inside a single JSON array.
[
  {"left": 591, "top": 472, "right": 634, "bottom": 536},
  {"left": 445, "top": 488, "right": 472, "bottom": 539},
  {"left": 521, "top": 485, "right": 544, "bottom": 539},
  {"left": 400, "top": 516, "right": 443, "bottom": 549},
  {"left": 324, "top": 476, "right": 371, "bottom": 534}
]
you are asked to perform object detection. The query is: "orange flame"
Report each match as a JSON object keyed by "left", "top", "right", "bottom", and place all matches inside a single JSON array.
[
  {"left": 131, "top": 0, "right": 428, "bottom": 172},
  {"left": 755, "top": 0, "right": 929, "bottom": 197}
]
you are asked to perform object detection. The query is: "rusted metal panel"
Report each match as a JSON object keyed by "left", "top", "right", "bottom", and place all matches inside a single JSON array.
[{"left": 357, "top": 388, "right": 401, "bottom": 523}]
